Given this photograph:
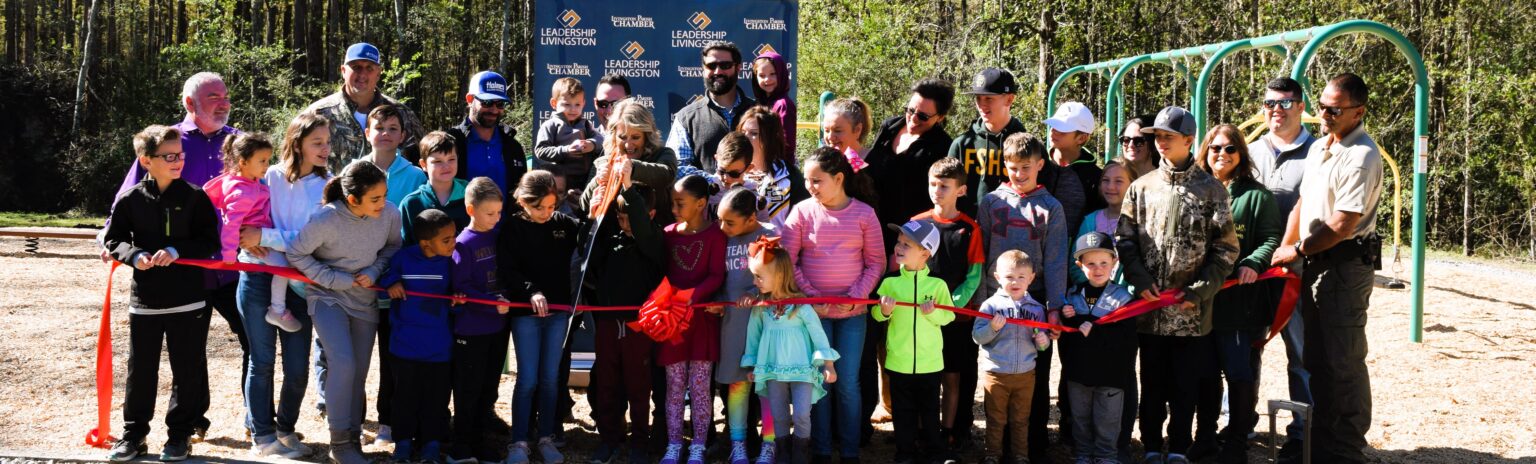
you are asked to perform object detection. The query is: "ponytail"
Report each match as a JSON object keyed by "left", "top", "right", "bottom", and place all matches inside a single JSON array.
[
  {"left": 674, "top": 174, "right": 719, "bottom": 201},
  {"left": 824, "top": 97, "right": 872, "bottom": 144},
  {"left": 323, "top": 161, "right": 388, "bottom": 205},
  {"left": 220, "top": 132, "right": 274, "bottom": 174}
]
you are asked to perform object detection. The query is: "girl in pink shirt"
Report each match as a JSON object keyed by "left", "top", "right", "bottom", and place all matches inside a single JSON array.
[{"left": 203, "top": 133, "right": 301, "bottom": 332}]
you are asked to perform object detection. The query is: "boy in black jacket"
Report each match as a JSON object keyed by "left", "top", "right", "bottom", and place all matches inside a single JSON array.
[
  {"left": 102, "top": 125, "right": 221, "bottom": 462},
  {"left": 1059, "top": 232, "right": 1137, "bottom": 464},
  {"left": 580, "top": 171, "right": 667, "bottom": 464}
]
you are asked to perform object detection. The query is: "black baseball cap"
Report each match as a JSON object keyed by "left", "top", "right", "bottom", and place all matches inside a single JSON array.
[
  {"left": 1141, "top": 106, "right": 1196, "bottom": 136},
  {"left": 1073, "top": 231, "right": 1116, "bottom": 260},
  {"left": 964, "top": 67, "right": 1018, "bottom": 95}
]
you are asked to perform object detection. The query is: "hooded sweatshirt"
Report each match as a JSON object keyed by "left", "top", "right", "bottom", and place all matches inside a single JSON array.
[
  {"left": 286, "top": 200, "right": 404, "bottom": 322},
  {"left": 978, "top": 183, "right": 1070, "bottom": 311},
  {"left": 202, "top": 172, "right": 273, "bottom": 263},
  {"left": 948, "top": 116, "right": 1086, "bottom": 227},
  {"left": 751, "top": 51, "right": 797, "bottom": 157},
  {"left": 1115, "top": 157, "right": 1239, "bottom": 337}
]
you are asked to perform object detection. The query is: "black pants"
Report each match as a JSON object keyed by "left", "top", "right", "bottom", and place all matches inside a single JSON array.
[
  {"left": 376, "top": 312, "right": 394, "bottom": 427},
  {"left": 1302, "top": 255, "right": 1374, "bottom": 463},
  {"left": 941, "top": 317, "right": 980, "bottom": 444},
  {"left": 123, "top": 308, "right": 212, "bottom": 442},
  {"left": 392, "top": 355, "right": 451, "bottom": 444},
  {"left": 453, "top": 330, "right": 510, "bottom": 455},
  {"left": 1138, "top": 334, "right": 1213, "bottom": 455},
  {"left": 888, "top": 370, "right": 943, "bottom": 459}
]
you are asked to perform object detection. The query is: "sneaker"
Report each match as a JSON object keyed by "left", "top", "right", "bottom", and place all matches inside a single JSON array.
[
  {"left": 728, "top": 441, "right": 749, "bottom": 464},
  {"left": 421, "top": 440, "right": 443, "bottom": 463},
  {"left": 538, "top": 436, "right": 565, "bottom": 464},
  {"left": 659, "top": 442, "right": 685, "bottom": 464},
  {"left": 1164, "top": 453, "right": 1191, "bottom": 464},
  {"left": 393, "top": 440, "right": 415, "bottom": 462},
  {"left": 1143, "top": 452, "right": 1165, "bottom": 464},
  {"left": 505, "top": 441, "right": 531, "bottom": 464},
  {"left": 587, "top": 443, "right": 619, "bottom": 464},
  {"left": 331, "top": 440, "right": 371, "bottom": 464},
  {"left": 375, "top": 425, "right": 395, "bottom": 446},
  {"left": 267, "top": 305, "right": 304, "bottom": 332},
  {"left": 191, "top": 425, "right": 208, "bottom": 443},
  {"left": 108, "top": 438, "right": 146, "bottom": 462},
  {"left": 159, "top": 438, "right": 190, "bottom": 462},
  {"left": 685, "top": 444, "right": 706, "bottom": 464},
  {"left": 551, "top": 429, "right": 568, "bottom": 448},
  {"left": 1186, "top": 435, "right": 1217, "bottom": 461},
  {"left": 277, "top": 431, "right": 312, "bottom": 457},
  {"left": 251, "top": 440, "right": 287, "bottom": 458},
  {"left": 753, "top": 440, "right": 777, "bottom": 464}
]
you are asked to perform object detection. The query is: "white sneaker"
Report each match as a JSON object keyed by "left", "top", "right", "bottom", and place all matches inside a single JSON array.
[
  {"left": 276, "top": 432, "right": 311, "bottom": 457},
  {"left": 250, "top": 440, "right": 288, "bottom": 458},
  {"left": 266, "top": 305, "right": 303, "bottom": 332},
  {"left": 373, "top": 425, "right": 394, "bottom": 446}
]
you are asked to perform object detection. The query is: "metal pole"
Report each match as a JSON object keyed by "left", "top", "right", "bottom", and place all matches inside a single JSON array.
[
  {"left": 817, "top": 90, "right": 835, "bottom": 147},
  {"left": 1104, "top": 55, "right": 1153, "bottom": 160}
]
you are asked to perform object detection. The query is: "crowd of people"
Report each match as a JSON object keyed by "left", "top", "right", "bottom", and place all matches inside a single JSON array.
[{"left": 98, "top": 38, "right": 1385, "bottom": 464}]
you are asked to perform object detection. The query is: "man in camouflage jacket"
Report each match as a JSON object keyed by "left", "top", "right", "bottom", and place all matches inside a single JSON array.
[{"left": 303, "top": 42, "right": 426, "bottom": 174}]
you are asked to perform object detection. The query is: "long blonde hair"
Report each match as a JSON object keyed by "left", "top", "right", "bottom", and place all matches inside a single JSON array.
[{"left": 603, "top": 99, "right": 662, "bottom": 156}]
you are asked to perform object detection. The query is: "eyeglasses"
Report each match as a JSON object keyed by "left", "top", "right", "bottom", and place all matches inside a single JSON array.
[
  {"left": 595, "top": 99, "right": 621, "bottom": 109},
  {"left": 1263, "top": 99, "right": 1297, "bottom": 110},
  {"left": 1119, "top": 136, "right": 1149, "bottom": 147},
  {"left": 150, "top": 151, "right": 185, "bottom": 162},
  {"left": 716, "top": 167, "right": 744, "bottom": 178},
  {"left": 476, "top": 98, "right": 509, "bottom": 110},
  {"left": 1318, "top": 103, "right": 1363, "bottom": 116},
  {"left": 703, "top": 61, "right": 736, "bottom": 71},
  {"left": 1207, "top": 144, "right": 1240, "bottom": 155},
  {"left": 904, "top": 107, "right": 935, "bottom": 122}
]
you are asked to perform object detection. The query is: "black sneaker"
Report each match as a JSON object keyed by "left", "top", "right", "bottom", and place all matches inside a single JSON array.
[
  {"left": 1185, "top": 435, "right": 1218, "bottom": 460},
  {"left": 159, "top": 438, "right": 191, "bottom": 462},
  {"left": 107, "top": 438, "right": 146, "bottom": 462}
]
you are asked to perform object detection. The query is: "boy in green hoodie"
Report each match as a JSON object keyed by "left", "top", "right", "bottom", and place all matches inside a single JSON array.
[{"left": 875, "top": 219, "right": 956, "bottom": 464}]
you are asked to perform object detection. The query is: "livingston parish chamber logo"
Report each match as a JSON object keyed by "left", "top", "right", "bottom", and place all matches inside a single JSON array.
[
  {"left": 541, "top": 9, "right": 596, "bottom": 46},
  {"left": 688, "top": 11, "right": 713, "bottom": 30}
]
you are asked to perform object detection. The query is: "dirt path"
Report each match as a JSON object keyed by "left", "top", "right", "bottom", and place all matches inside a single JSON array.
[{"left": 0, "top": 237, "right": 1532, "bottom": 462}]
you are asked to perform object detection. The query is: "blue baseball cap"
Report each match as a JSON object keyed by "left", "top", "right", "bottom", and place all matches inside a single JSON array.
[
  {"left": 1143, "top": 106, "right": 1196, "bottom": 136},
  {"left": 469, "top": 71, "right": 510, "bottom": 102},
  {"left": 345, "top": 43, "right": 381, "bottom": 65}
]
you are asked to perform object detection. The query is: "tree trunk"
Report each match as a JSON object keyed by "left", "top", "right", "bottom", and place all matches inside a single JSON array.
[
  {"left": 394, "top": 0, "right": 407, "bottom": 62},
  {"left": 1037, "top": 1, "right": 1055, "bottom": 90},
  {"left": 1461, "top": 23, "right": 1473, "bottom": 257},
  {"left": 325, "top": 0, "right": 339, "bottom": 80},
  {"left": 73, "top": 0, "right": 102, "bottom": 132},
  {"left": 499, "top": 0, "right": 510, "bottom": 73},
  {"left": 308, "top": 0, "right": 324, "bottom": 77},
  {"left": 176, "top": 0, "right": 187, "bottom": 44}
]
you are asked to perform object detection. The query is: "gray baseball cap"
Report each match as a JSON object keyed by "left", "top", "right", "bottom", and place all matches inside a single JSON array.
[
  {"left": 1141, "top": 106, "right": 1196, "bottom": 136},
  {"left": 887, "top": 220, "right": 941, "bottom": 255}
]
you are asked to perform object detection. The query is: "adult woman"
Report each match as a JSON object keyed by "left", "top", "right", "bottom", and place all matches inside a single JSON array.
[
  {"left": 1119, "top": 114, "right": 1159, "bottom": 177},
  {"left": 1194, "top": 124, "right": 1282, "bottom": 463},
  {"left": 863, "top": 78, "right": 956, "bottom": 251},
  {"left": 739, "top": 106, "right": 810, "bottom": 228},
  {"left": 583, "top": 99, "right": 680, "bottom": 225}
]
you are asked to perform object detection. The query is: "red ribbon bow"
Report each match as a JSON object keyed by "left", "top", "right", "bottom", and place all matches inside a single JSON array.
[
  {"left": 627, "top": 278, "right": 697, "bottom": 344},
  {"left": 747, "top": 235, "right": 782, "bottom": 264}
]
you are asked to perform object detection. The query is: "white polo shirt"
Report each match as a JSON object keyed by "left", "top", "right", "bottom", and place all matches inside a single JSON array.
[{"left": 1297, "top": 124, "right": 1384, "bottom": 242}]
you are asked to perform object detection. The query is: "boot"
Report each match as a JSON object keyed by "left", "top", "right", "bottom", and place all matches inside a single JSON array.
[
  {"left": 328, "top": 431, "right": 369, "bottom": 464},
  {"left": 791, "top": 436, "right": 811, "bottom": 464}
]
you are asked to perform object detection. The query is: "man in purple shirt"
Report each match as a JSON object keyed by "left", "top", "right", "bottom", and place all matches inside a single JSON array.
[{"left": 103, "top": 73, "right": 249, "bottom": 439}]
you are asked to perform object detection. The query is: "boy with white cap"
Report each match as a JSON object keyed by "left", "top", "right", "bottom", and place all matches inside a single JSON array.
[{"left": 1045, "top": 101, "right": 1106, "bottom": 217}]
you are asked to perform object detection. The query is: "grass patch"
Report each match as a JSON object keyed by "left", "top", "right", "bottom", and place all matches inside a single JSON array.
[{"left": 0, "top": 211, "right": 105, "bottom": 228}]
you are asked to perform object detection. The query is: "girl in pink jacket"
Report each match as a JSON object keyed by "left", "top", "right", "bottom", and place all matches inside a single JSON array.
[{"left": 203, "top": 132, "right": 301, "bottom": 332}]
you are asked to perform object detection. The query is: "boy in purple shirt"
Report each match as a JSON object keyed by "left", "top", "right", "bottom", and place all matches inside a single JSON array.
[{"left": 448, "top": 177, "right": 513, "bottom": 461}]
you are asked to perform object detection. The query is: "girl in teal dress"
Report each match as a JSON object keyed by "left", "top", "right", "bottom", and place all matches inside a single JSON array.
[{"left": 738, "top": 238, "right": 839, "bottom": 463}]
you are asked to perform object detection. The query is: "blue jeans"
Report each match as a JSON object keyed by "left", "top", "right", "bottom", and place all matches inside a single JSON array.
[
  {"left": 811, "top": 316, "right": 865, "bottom": 457},
  {"left": 237, "top": 271, "right": 313, "bottom": 443},
  {"left": 509, "top": 314, "right": 571, "bottom": 441}
]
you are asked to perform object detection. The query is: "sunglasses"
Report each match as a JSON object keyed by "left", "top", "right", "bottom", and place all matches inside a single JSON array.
[
  {"left": 150, "top": 151, "right": 185, "bottom": 162},
  {"left": 1263, "top": 98, "right": 1297, "bottom": 110},
  {"left": 595, "top": 99, "right": 621, "bottom": 109},
  {"left": 716, "top": 167, "right": 744, "bottom": 178},
  {"left": 904, "top": 107, "right": 935, "bottom": 122},
  {"left": 1119, "top": 136, "right": 1149, "bottom": 147},
  {"left": 1318, "top": 103, "right": 1363, "bottom": 116},
  {"left": 1207, "top": 144, "right": 1240, "bottom": 155},
  {"left": 477, "top": 98, "right": 509, "bottom": 109},
  {"left": 703, "top": 61, "right": 736, "bottom": 71}
]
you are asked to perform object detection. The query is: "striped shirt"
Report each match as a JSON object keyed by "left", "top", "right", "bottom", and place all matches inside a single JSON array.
[{"left": 781, "top": 198, "right": 885, "bottom": 319}]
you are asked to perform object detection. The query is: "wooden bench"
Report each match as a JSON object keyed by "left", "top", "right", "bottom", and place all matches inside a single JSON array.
[{"left": 0, "top": 227, "right": 101, "bottom": 253}]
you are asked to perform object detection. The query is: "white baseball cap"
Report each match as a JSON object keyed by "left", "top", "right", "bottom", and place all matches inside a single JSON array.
[{"left": 1044, "top": 101, "right": 1096, "bottom": 135}]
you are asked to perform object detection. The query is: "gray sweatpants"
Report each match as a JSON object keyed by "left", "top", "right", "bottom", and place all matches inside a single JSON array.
[
  {"left": 765, "top": 381, "right": 813, "bottom": 439},
  {"left": 311, "top": 299, "right": 378, "bottom": 437},
  {"left": 1067, "top": 380, "right": 1124, "bottom": 460}
]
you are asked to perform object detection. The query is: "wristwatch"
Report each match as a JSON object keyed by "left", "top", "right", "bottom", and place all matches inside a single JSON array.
[{"left": 1293, "top": 242, "right": 1305, "bottom": 257}]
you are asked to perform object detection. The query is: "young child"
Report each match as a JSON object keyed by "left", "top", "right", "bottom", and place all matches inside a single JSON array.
[
  {"left": 739, "top": 242, "right": 837, "bottom": 464},
  {"left": 581, "top": 160, "right": 665, "bottom": 464},
  {"left": 914, "top": 157, "right": 988, "bottom": 448},
  {"left": 820, "top": 97, "right": 873, "bottom": 170},
  {"left": 534, "top": 77, "right": 602, "bottom": 191},
  {"left": 377, "top": 209, "right": 460, "bottom": 463},
  {"left": 498, "top": 170, "right": 583, "bottom": 464},
  {"left": 448, "top": 177, "right": 513, "bottom": 462},
  {"left": 202, "top": 132, "right": 304, "bottom": 333},
  {"left": 971, "top": 250, "right": 1052, "bottom": 464},
  {"left": 400, "top": 132, "right": 471, "bottom": 243},
  {"left": 286, "top": 161, "right": 403, "bottom": 464},
  {"left": 707, "top": 132, "right": 756, "bottom": 222},
  {"left": 1070, "top": 161, "right": 1136, "bottom": 285},
  {"left": 362, "top": 104, "right": 428, "bottom": 206},
  {"left": 1059, "top": 232, "right": 1137, "bottom": 464},
  {"left": 103, "top": 125, "right": 221, "bottom": 462},
  {"left": 780, "top": 147, "right": 882, "bottom": 462},
  {"left": 875, "top": 219, "right": 957, "bottom": 464},
  {"left": 715, "top": 188, "right": 776, "bottom": 464},
  {"left": 1045, "top": 101, "right": 1106, "bottom": 215},
  {"left": 737, "top": 107, "right": 808, "bottom": 229},
  {"left": 656, "top": 174, "right": 727, "bottom": 464},
  {"left": 750, "top": 51, "right": 797, "bottom": 156}
]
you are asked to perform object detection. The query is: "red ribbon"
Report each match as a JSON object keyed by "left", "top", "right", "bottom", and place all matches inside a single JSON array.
[
  {"left": 85, "top": 261, "right": 119, "bottom": 449},
  {"left": 1087, "top": 266, "right": 1302, "bottom": 347},
  {"left": 626, "top": 278, "right": 696, "bottom": 343}
]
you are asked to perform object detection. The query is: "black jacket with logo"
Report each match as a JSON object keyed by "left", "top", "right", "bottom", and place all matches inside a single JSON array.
[{"left": 103, "top": 178, "right": 220, "bottom": 310}]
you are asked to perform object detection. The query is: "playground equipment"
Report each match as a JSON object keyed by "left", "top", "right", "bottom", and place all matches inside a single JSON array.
[{"left": 1047, "top": 19, "right": 1430, "bottom": 343}]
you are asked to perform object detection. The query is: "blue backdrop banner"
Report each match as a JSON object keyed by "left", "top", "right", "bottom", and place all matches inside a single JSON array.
[{"left": 532, "top": 0, "right": 799, "bottom": 139}]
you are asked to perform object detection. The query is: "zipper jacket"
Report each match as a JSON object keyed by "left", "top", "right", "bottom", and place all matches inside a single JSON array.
[{"left": 873, "top": 266, "right": 955, "bottom": 374}]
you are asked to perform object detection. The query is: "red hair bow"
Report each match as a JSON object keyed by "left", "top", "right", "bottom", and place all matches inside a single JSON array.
[{"left": 748, "top": 235, "right": 782, "bottom": 264}]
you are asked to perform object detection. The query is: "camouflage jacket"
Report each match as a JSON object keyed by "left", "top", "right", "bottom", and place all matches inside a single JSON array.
[
  {"left": 303, "top": 89, "right": 425, "bottom": 175},
  {"left": 1114, "top": 158, "right": 1239, "bottom": 336}
]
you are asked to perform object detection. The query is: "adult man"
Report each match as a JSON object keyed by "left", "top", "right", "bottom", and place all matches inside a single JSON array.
[
  {"left": 304, "top": 42, "right": 425, "bottom": 173},
  {"left": 666, "top": 41, "right": 756, "bottom": 178},
  {"left": 447, "top": 71, "right": 527, "bottom": 191},
  {"left": 1272, "top": 73, "right": 1383, "bottom": 464},
  {"left": 593, "top": 74, "right": 632, "bottom": 137},
  {"left": 1247, "top": 76, "right": 1317, "bottom": 458},
  {"left": 106, "top": 72, "right": 247, "bottom": 441}
]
